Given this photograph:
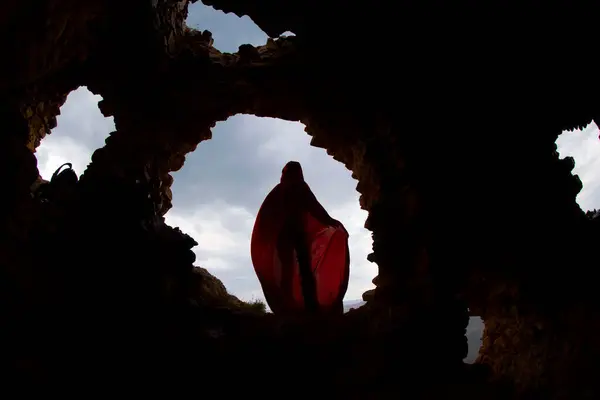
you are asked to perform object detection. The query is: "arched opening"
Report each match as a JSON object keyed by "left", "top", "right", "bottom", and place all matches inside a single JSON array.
[
  {"left": 35, "top": 86, "right": 114, "bottom": 180},
  {"left": 185, "top": 1, "right": 267, "bottom": 53},
  {"left": 165, "top": 114, "right": 375, "bottom": 311},
  {"left": 555, "top": 121, "right": 600, "bottom": 212},
  {"left": 465, "top": 316, "right": 483, "bottom": 363},
  {"left": 185, "top": 1, "right": 295, "bottom": 53},
  {"left": 467, "top": 123, "right": 599, "bottom": 366}
]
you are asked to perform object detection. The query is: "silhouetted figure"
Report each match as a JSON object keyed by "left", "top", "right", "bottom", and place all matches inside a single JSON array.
[{"left": 251, "top": 161, "right": 350, "bottom": 315}]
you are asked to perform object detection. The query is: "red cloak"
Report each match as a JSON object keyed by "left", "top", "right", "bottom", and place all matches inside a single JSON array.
[{"left": 250, "top": 161, "right": 350, "bottom": 314}]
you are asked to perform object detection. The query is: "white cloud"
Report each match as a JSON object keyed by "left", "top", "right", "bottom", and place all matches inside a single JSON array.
[
  {"left": 254, "top": 120, "right": 314, "bottom": 162},
  {"left": 556, "top": 122, "right": 600, "bottom": 211},
  {"left": 198, "top": 257, "right": 236, "bottom": 271},
  {"left": 165, "top": 200, "right": 254, "bottom": 265}
]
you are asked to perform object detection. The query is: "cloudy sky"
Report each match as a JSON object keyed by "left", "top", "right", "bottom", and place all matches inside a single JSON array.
[{"left": 35, "top": 2, "right": 600, "bottom": 308}]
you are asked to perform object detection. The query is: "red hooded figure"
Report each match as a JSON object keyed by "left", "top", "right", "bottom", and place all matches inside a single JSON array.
[{"left": 251, "top": 161, "right": 350, "bottom": 315}]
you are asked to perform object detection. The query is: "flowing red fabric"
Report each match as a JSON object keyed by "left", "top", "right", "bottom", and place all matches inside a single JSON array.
[{"left": 251, "top": 181, "right": 350, "bottom": 315}]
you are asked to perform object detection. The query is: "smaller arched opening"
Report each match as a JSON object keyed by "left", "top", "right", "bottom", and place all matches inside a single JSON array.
[
  {"left": 164, "top": 114, "right": 376, "bottom": 312},
  {"left": 556, "top": 121, "right": 600, "bottom": 212},
  {"left": 35, "top": 86, "right": 115, "bottom": 181},
  {"left": 185, "top": 1, "right": 295, "bottom": 54},
  {"left": 468, "top": 121, "right": 600, "bottom": 367},
  {"left": 464, "top": 315, "right": 484, "bottom": 363}
]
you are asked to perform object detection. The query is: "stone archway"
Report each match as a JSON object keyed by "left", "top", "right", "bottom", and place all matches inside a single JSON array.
[{"left": 64, "top": 35, "right": 470, "bottom": 393}]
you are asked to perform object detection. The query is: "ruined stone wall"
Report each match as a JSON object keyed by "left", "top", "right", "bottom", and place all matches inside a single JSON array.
[{"left": 462, "top": 121, "right": 597, "bottom": 399}]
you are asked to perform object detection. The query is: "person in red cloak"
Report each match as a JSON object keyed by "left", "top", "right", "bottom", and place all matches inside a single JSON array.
[{"left": 250, "top": 161, "right": 350, "bottom": 315}]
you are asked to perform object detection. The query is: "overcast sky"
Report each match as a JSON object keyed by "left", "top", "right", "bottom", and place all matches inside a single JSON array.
[{"left": 35, "top": 2, "right": 600, "bottom": 307}]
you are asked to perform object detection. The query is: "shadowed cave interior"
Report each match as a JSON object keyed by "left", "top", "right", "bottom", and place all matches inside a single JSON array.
[{"left": 3, "top": 0, "right": 600, "bottom": 398}]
